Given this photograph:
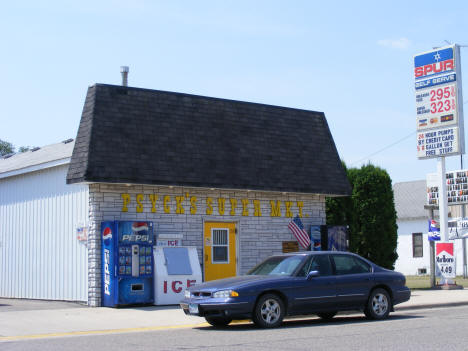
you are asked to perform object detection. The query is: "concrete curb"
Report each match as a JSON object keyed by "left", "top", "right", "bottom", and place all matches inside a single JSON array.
[{"left": 395, "top": 301, "right": 468, "bottom": 311}]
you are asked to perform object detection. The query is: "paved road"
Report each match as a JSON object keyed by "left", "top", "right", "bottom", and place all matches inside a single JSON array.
[{"left": 3, "top": 305, "right": 468, "bottom": 351}]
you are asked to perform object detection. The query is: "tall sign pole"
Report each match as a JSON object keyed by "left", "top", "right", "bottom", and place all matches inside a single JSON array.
[
  {"left": 415, "top": 44, "right": 465, "bottom": 286},
  {"left": 437, "top": 157, "right": 449, "bottom": 241},
  {"left": 461, "top": 156, "right": 468, "bottom": 278},
  {"left": 424, "top": 204, "right": 437, "bottom": 288}
]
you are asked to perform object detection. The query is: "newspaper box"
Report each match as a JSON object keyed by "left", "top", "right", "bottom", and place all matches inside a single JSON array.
[{"left": 153, "top": 246, "right": 202, "bottom": 305}]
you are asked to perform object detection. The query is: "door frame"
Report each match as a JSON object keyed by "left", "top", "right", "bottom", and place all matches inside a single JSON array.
[{"left": 202, "top": 219, "right": 239, "bottom": 281}]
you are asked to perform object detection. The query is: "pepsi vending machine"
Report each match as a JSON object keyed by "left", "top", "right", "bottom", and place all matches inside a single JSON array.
[{"left": 102, "top": 221, "right": 154, "bottom": 307}]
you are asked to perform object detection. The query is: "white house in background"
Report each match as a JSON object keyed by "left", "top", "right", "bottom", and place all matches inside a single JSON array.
[
  {"left": 0, "top": 140, "right": 89, "bottom": 302},
  {"left": 393, "top": 180, "right": 466, "bottom": 276}
]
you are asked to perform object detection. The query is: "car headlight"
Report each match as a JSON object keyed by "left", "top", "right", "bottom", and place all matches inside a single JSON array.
[
  {"left": 184, "top": 290, "right": 191, "bottom": 299},
  {"left": 213, "top": 290, "right": 239, "bottom": 298}
]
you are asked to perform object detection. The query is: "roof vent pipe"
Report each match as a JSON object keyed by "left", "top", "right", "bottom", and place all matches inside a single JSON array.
[{"left": 120, "top": 66, "right": 129, "bottom": 86}]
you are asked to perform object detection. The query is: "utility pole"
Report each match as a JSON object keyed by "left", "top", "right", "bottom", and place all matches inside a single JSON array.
[
  {"left": 461, "top": 155, "right": 468, "bottom": 278},
  {"left": 424, "top": 204, "right": 437, "bottom": 288}
]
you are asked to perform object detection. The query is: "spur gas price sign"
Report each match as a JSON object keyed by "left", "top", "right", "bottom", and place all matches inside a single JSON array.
[{"left": 414, "top": 45, "right": 465, "bottom": 159}]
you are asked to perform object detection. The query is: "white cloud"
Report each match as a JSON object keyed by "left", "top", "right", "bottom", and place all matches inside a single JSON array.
[{"left": 377, "top": 37, "right": 411, "bottom": 49}]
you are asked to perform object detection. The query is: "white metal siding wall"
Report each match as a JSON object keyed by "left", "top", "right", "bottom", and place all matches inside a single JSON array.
[{"left": 0, "top": 165, "right": 88, "bottom": 301}]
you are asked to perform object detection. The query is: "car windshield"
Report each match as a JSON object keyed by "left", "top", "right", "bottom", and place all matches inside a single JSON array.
[{"left": 247, "top": 255, "right": 305, "bottom": 276}]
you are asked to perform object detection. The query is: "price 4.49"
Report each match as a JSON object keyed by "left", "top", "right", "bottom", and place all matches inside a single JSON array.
[{"left": 440, "top": 265, "right": 453, "bottom": 274}]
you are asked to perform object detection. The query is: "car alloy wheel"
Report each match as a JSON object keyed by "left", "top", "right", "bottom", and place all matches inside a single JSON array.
[
  {"left": 253, "top": 293, "right": 285, "bottom": 328},
  {"left": 261, "top": 299, "right": 280, "bottom": 323},
  {"left": 365, "top": 288, "right": 391, "bottom": 320}
]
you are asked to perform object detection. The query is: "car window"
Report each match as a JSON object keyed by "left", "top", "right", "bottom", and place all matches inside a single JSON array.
[
  {"left": 296, "top": 255, "right": 332, "bottom": 277},
  {"left": 270, "top": 256, "right": 304, "bottom": 275},
  {"left": 247, "top": 255, "right": 305, "bottom": 276},
  {"left": 353, "top": 257, "right": 372, "bottom": 273},
  {"left": 296, "top": 256, "right": 313, "bottom": 277},
  {"left": 332, "top": 255, "right": 371, "bottom": 275},
  {"left": 311, "top": 255, "right": 333, "bottom": 276}
]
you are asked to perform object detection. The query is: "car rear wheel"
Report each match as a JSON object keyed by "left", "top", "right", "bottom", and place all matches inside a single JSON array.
[
  {"left": 365, "top": 288, "right": 391, "bottom": 320},
  {"left": 253, "top": 293, "right": 285, "bottom": 328},
  {"left": 317, "top": 311, "right": 337, "bottom": 320},
  {"left": 205, "top": 316, "right": 232, "bottom": 327}
]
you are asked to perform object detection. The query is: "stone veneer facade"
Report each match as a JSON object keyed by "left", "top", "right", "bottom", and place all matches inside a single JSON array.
[{"left": 87, "top": 183, "right": 326, "bottom": 307}]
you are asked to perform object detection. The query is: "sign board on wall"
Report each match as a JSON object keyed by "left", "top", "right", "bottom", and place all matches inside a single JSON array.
[
  {"left": 415, "top": 45, "right": 465, "bottom": 159},
  {"left": 156, "top": 239, "right": 182, "bottom": 247},
  {"left": 282, "top": 241, "right": 299, "bottom": 253},
  {"left": 327, "top": 226, "right": 349, "bottom": 251},
  {"left": 156, "top": 234, "right": 183, "bottom": 247},
  {"left": 427, "top": 169, "right": 468, "bottom": 206},
  {"left": 76, "top": 225, "right": 88, "bottom": 242}
]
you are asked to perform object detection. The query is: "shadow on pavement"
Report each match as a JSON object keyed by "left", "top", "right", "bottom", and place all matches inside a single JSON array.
[
  {"left": 193, "top": 314, "right": 424, "bottom": 332},
  {"left": 115, "top": 304, "right": 180, "bottom": 312},
  {"left": 0, "top": 298, "right": 86, "bottom": 312}
]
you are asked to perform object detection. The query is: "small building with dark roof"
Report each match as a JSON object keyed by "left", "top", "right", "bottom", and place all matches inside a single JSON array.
[
  {"left": 0, "top": 83, "right": 350, "bottom": 306},
  {"left": 66, "top": 84, "right": 350, "bottom": 306}
]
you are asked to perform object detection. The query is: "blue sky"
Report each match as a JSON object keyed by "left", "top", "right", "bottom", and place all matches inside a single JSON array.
[{"left": 2, "top": 1, "right": 468, "bottom": 183}]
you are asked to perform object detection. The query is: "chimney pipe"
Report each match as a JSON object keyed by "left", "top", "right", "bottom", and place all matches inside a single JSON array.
[{"left": 120, "top": 66, "right": 129, "bottom": 86}]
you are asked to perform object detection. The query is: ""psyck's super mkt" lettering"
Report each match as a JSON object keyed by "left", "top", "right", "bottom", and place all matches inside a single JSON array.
[{"left": 120, "top": 193, "right": 310, "bottom": 218}]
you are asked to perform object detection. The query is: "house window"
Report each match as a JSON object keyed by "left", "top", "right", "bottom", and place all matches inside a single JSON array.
[{"left": 412, "top": 233, "right": 423, "bottom": 257}]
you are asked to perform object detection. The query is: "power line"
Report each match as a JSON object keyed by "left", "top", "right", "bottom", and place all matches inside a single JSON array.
[
  {"left": 349, "top": 130, "right": 417, "bottom": 166},
  {"left": 349, "top": 101, "right": 468, "bottom": 167},
  {"left": 349, "top": 77, "right": 468, "bottom": 167}
]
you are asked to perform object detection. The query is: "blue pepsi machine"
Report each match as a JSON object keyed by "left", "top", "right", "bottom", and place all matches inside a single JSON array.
[{"left": 101, "top": 221, "right": 154, "bottom": 306}]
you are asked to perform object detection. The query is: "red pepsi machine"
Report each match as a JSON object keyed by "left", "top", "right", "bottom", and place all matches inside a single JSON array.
[{"left": 101, "top": 221, "right": 154, "bottom": 306}]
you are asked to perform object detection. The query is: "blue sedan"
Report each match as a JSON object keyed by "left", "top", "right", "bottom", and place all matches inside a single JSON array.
[{"left": 180, "top": 251, "right": 411, "bottom": 328}]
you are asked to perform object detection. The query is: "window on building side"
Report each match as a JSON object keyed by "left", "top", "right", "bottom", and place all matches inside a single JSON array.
[{"left": 412, "top": 233, "right": 423, "bottom": 258}]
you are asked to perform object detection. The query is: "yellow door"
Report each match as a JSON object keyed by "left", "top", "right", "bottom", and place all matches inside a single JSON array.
[{"left": 203, "top": 222, "right": 237, "bottom": 281}]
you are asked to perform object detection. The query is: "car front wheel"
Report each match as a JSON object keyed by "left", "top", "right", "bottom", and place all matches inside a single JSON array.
[
  {"left": 365, "top": 288, "right": 391, "bottom": 320},
  {"left": 205, "top": 316, "right": 232, "bottom": 327},
  {"left": 252, "top": 293, "right": 285, "bottom": 328}
]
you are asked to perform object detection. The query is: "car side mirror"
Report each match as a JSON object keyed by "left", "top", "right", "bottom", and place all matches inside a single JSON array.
[{"left": 307, "top": 270, "right": 320, "bottom": 280}]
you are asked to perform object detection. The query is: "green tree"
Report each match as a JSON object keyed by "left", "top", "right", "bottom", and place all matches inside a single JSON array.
[
  {"left": 18, "top": 146, "right": 31, "bottom": 152},
  {"left": 326, "top": 161, "right": 353, "bottom": 226},
  {"left": 0, "top": 139, "right": 14, "bottom": 156},
  {"left": 350, "top": 164, "right": 398, "bottom": 269},
  {"left": 326, "top": 163, "right": 398, "bottom": 270}
]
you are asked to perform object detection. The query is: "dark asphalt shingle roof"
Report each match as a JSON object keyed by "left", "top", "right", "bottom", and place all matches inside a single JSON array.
[{"left": 66, "top": 84, "right": 351, "bottom": 195}]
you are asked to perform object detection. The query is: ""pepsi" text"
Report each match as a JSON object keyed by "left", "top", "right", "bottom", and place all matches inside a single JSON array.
[
  {"left": 104, "top": 249, "right": 111, "bottom": 295},
  {"left": 122, "top": 234, "right": 149, "bottom": 242}
]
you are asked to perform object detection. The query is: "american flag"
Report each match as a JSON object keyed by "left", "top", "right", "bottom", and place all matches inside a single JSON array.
[{"left": 288, "top": 215, "right": 310, "bottom": 249}]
